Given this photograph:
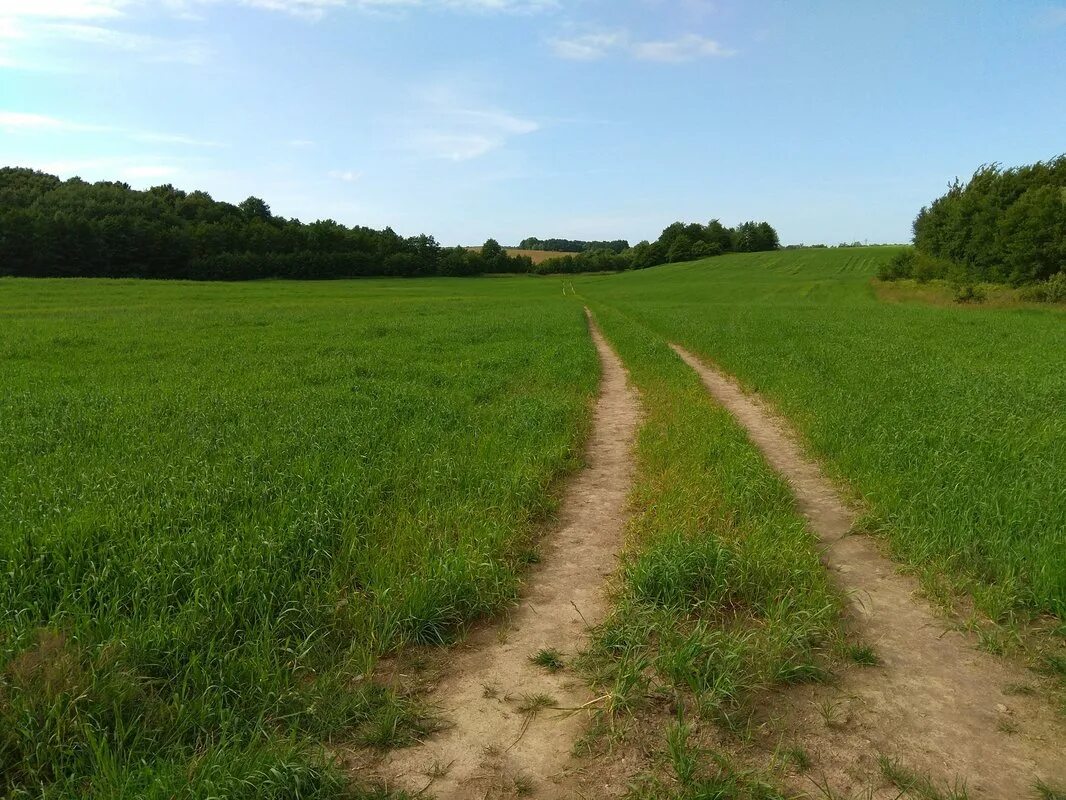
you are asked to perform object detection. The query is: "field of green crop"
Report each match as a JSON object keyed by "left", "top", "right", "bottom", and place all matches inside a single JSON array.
[
  {"left": 0, "top": 277, "right": 598, "bottom": 798},
  {"left": 578, "top": 248, "right": 1066, "bottom": 623},
  {"left": 3, "top": 247, "right": 1063, "bottom": 798}
]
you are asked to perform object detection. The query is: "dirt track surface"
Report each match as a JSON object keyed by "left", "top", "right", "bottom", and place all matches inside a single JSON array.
[
  {"left": 377, "top": 311, "right": 640, "bottom": 799},
  {"left": 672, "top": 344, "right": 1065, "bottom": 799}
]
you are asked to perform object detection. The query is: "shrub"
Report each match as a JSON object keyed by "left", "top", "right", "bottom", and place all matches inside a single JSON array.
[
  {"left": 952, "top": 283, "right": 986, "bottom": 304},
  {"left": 877, "top": 250, "right": 915, "bottom": 280},
  {"left": 1019, "top": 270, "right": 1066, "bottom": 303},
  {"left": 912, "top": 252, "right": 952, "bottom": 283}
]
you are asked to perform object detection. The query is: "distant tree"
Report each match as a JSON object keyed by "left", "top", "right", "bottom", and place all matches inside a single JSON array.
[
  {"left": 0, "top": 165, "right": 786, "bottom": 281},
  {"left": 755, "top": 222, "right": 780, "bottom": 251},
  {"left": 481, "top": 238, "right": 504, "bottom": 261},
  {"left": 628, "top": 241, "right": 659, "bottom": 270},
  {"left": 238, "top": 196, "right": 272, "bottom": 221},
  {"left": 705, "top": 219, "right": 733, "bottom": 251},
  {"left": 666, "top": 234, "right": 695, "bottom": 263},
  {"left": 518, "top": 236, "right": 629, "bottom": 253}
]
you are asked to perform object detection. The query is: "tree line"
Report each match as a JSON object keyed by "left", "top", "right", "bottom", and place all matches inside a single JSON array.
[
  {"left": 0, "top": 168, "right": 537, "bottom": 280},
  {"left": 535, "top": 219, "right": 780, "bottom": 273},
  {"left": 518, "top": 237, "right": 630, "bottom": 254},
  {"left": 0, "top": 167, "right": 779, "bottom": 280},
  {"left": 880, "top": 154, "right": 1064, "bottom": 285}
]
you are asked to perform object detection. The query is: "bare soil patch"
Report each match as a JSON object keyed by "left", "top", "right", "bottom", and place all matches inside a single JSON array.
[
  {"left": 672, "top": 344, "right": 1065, "bottom": 799},
  {"left": 368, "top": 311, "right": 640, "bottom": 799}
]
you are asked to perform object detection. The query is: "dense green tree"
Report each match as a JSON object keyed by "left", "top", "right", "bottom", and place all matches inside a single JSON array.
[
  {"left": 518, "top": 237, "right": 629, "bottom": 253},
  {"left": 667, "top": 234, "right": 695, "bottom": 263},
  {"left": 0, "top": 166, "right": 783, "bottom": 280},
  {"left": 0, "top": 168, "right": 544, "bottom": 280},
  {"left": 238, "top": 196, "right": 272, "bottom": 222},
  {"left": 907, "top": 155, "right": 1065, "bottom": 285}
]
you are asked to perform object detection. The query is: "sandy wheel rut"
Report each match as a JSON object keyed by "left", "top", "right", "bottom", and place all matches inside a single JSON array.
[
  {"left": 377, "top": 310, "right": 640, "bottom": 799},
  {"left": 671, "top": 344, "right": 1065, "bottom": 799}
]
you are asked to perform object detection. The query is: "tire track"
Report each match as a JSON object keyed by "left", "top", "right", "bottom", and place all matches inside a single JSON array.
[
  {"left": 374, "top": 310, "right": 640, "bottom": 799},
  {"left": 672, "top": 343, "right": 1065, "bottom": 799}
]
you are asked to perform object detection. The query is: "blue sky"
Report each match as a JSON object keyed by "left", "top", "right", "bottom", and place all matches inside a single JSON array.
[{"left": 1, "top": 1, "right": 1063, "bottom": 246}]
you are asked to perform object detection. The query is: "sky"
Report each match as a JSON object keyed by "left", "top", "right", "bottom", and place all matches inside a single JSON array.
[{"left": 0, "top": 1, "right": 1063, "bottom": 246}]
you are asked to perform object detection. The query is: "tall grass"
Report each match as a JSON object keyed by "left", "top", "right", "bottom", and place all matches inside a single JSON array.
[
  {"left": 0, "top": 277, "right": 597, "bottom": 797},
  {"left": 578, "top": 248, "right": 1066, "bottom": 622}
]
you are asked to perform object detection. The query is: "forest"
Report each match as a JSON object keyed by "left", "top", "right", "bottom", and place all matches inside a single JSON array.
[
  {"left": 0, "top": 167, "right": 780, "bottom": 280},
  {"left": 0, "top": 168, "right": 539, "bottom": 280},
  {"left": 518, "top": 237, "right": 630, "bottom": 253},
  {"left": 535, "top": 219, "right": 781, "bottom": 273},
  {"left": 879, "top": 154, "right": 1064, "bottom": 286}
]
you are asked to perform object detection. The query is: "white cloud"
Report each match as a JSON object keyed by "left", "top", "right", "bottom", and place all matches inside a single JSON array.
[
  {"left": 0, "top": 109, "right": 222, "bottom": 147},
  {"left": 407, "top": 131, "right": 498, "bottom": 161},
  {"left": 395, "top": 83, "right": 539, "bottom": 161},
  {"left": 289, "top": 138, "right": 316, "bottom": 147},
  {"left": 328, "top": 169, "right": 361, "bottom": 181},
  {"left": 119, "top": 0, "right": 556, "bottom": 20},
  {"left": 0, "top": 1, "right": 131, "bottom": 20},
  {"left": 17, "top": 156, "right": 183, "bottom": 183},
  {"left": 409, "top": 109, "right": 538, "bottom": 161},
  {"left": 550, "top": 30, "right": 735, "bottom": 62},
  {"left": 548, "top": 31, "right": 623, "bottom": 61},
  {"left": 451, "top": 108, "right": 538, "bottom": 135},
  {"left": 0, "top": 17, "right": 23, "bottom": 38},
  {"left": 0, "top": 0, "right": 556, "bottom": 68},
  {"left": 40, "top": 22, "right": 209, "bottom": 62},
  {"left": 347, "top": 0, "right": 556, "bottom": 13},
  {"left": 632, "top": 33, "right": 734, "bottom": 61},
  {"left": 0, "top": 110, "right": 106, "bottom": 131},
  {"left": 0, "top": 4, "right": 209, "bottom": 68}
]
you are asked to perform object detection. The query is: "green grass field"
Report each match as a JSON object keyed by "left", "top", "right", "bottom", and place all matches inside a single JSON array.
[
  {"left": 2, "top": 248, "right": 1063, "bottom": 797},
  {"left": 578, "top": 248, "right": 1066, "bottom": 622},
  {"left": 0, "top": 277, "right": 597, "bottom": 798}
]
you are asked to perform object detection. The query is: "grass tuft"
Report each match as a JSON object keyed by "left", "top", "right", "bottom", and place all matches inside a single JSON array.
[
  {"left": 516, "top": 693, "right": 557, "bottom": 717},
  {"left": 1036, "top": 779, "right": 1066, "bottom": 800},
  {"left": 879, "top": 755, "right": 970, "bottom": 800},
  {"left": 846, "top": 643, "right": 881, "bottom": 666},
  {"left": 529, "top": 647, "right": 565, "bottom": 672}
]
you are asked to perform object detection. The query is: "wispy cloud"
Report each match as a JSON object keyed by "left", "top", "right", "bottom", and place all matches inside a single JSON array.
[
  {"left": 0, "top": 110, "right": 107, "bottom": 132},
  {"left": 16, "top": 155, "right": 184, "bottom": 183},
  {"left": 40, "top": 22, "right": 209, "bottom": 62},
  {"left": 0, "top": 109, "right": 222, "bottom": 147},
  {"left": 0, "top": 1, "right": 131, "bottom": 21},
  {"left": 548, "top": 31, "right": 623, "bottom": 61},
  {"left": 0, "top": 4, "right": 209, "bottom": 68},
  {"left": 408, "top": 108, "right": 538, "bottom": 161},
  {"left": 395, "top": 83, "right": 539, "bottom": 162},
  {"left": 1, "top": 0, "right": 559, "bottom": 22},
  {"left": 0, "top": 0, "right": 557, "bottom": 68},
  {"left": 328, "top": 169, "right": 361, "bottom": 181},
  {"left": 346, "top": 0, "right": 557, "bottom": 14},
  {"left": 550, "top": 30, "right": 735, "bottom": 62},
  {"left": 407, "top": 131, "right": 499, "bottom": 161},
  {"left": 632, "top": 34, "right": 734, "bottom": 62}
]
